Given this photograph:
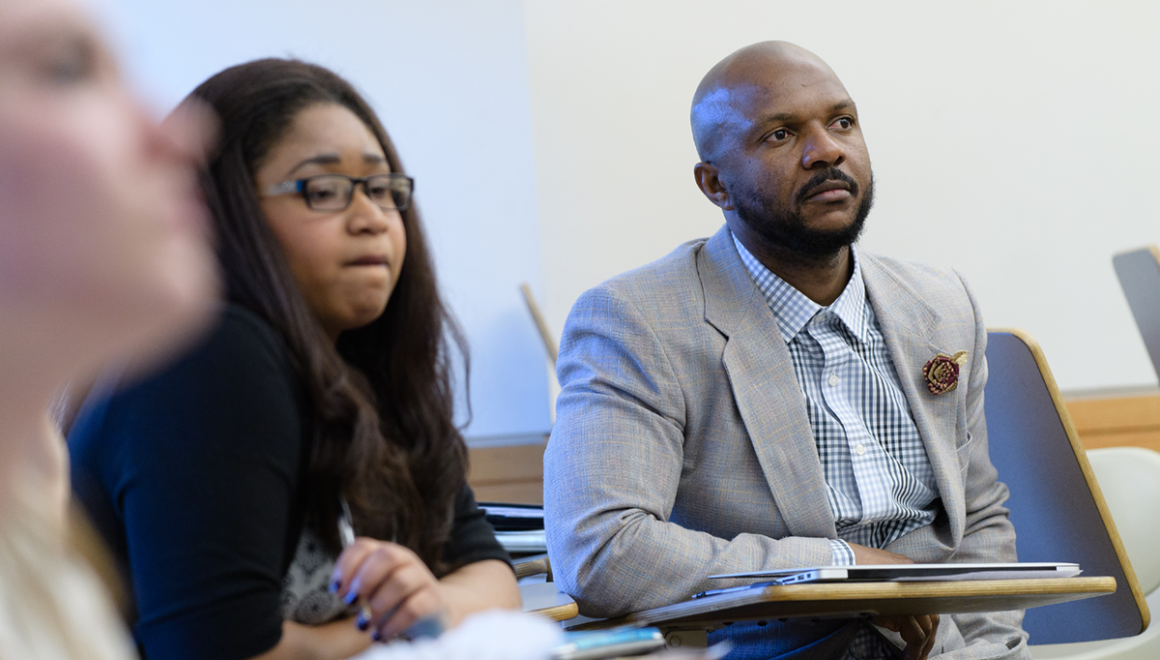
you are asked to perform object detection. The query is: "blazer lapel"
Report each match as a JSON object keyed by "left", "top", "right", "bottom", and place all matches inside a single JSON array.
[
  {"left": 698, "top": 227, "right": 836, "bottom": 539},
  {"left": 861, "top": 255, "right": 966, "bottom": 547}
]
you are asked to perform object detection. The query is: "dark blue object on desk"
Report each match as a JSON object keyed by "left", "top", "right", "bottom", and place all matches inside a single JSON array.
[{"left": 480, "top": 502, "right": 545, "bottom": 532}]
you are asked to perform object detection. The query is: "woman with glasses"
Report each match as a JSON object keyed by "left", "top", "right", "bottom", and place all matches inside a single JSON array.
[
  {"left": 0, "top": 0, "right": 218, "bottom": 656},
  {"left": 68, "top": 58, "right": 520, "bottom": 660}
]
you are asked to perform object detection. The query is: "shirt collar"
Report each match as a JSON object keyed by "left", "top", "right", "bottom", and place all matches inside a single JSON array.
[{"left": 731, "top": 231, "right": 870, "bottom": 345}]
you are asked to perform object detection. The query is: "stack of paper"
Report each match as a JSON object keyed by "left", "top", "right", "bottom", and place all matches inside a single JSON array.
[{"left": 481, "top": 502, "right": 546, "bottom": 554}]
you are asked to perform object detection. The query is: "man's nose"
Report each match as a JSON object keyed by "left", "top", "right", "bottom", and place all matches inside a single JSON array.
[{"left": 800, "top": 126, "right": 845, "bottom": 169}]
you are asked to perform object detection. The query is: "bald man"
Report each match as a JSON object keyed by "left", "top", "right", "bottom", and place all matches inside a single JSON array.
[{"left": 544, "top": 42, "right": 1029, "bottom": 660}]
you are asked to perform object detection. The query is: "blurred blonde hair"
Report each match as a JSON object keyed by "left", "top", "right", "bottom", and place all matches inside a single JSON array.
[{"left": 0, "top": 474, "right": 135, "bottom": 660}]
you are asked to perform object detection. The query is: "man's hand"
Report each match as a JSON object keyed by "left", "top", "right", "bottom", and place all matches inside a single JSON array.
[
  {"left": 876, "top": 614, "right": 940, "bottom": 660},
  {"left": 848, "top": 543, "right": 914, "bottom": 565},
  {"left": 848, "top": 544, "right": 938, "bottom": 658}
]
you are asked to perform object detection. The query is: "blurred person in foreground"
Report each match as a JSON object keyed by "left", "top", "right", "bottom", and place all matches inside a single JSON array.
[
  {"left": 0, "top": 0, "right": 218, "bottom": 657},
  {"left": 544, "top": 41, "right": 1027, "bottom": 660},
  {"left": 68, "top": 59, "right": 521, "bottom": 660}
]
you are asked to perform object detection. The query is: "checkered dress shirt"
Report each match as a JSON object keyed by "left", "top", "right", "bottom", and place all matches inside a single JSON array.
[
  {"left": 735, "top": 236, "right": 942, "bottom": 659},
  {"left": 732, "top": 236, "right": 939, "bottom": 564}
]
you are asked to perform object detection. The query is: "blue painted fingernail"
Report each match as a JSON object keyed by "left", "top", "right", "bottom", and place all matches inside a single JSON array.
[
  {"left": 344, "top": 587, "right": 359, "bottom": 605},
  {"left": 329, "top": 579, "right": 340, "bottom": 593},
  {"left": 371, "top": 631, "right": 382, "bottom": 642},
  {"left": 356, "top": 613, "right": 368, "bottom": 631}
]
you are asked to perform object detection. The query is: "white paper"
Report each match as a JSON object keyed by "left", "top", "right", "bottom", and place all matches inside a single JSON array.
[{"left": 349, "top": 610, "right": 561, "bottom": 660}]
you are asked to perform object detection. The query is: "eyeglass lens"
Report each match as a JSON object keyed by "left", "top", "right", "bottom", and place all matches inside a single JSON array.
[{"left": 303, "top": 174, "right": 411, "bottom": 212}]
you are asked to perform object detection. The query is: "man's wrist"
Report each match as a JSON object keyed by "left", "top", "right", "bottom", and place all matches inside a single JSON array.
[{"left": 830, "top": 539, "right": 855, "bottom": 565}]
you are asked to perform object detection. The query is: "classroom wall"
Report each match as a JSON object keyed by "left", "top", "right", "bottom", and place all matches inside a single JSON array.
[
  {"left": 526, "top": 1, "right": 1160, "bottom": 403},
  {"left": 96, "top": 0, "right": 1160, "bottom": 440},
  {"left": 95, "top": 0, "right": 552, "bottom": 442}
]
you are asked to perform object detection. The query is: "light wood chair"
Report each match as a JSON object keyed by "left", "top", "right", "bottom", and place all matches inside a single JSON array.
[
  {"left": 1113, "top": 246, "right": 1160, "bottom": 381},
  {"left": 1027, "top": 447, "right": 1160, "bottom": 659},
  {"left": 514, "top": 554, "right": 552, "bottom": 581},
  {"left": 520, "top": 282, "right": 558, "bottom": 365},
  {"left": 985, "top": 329, "right": 1149, "bottom": 648}
]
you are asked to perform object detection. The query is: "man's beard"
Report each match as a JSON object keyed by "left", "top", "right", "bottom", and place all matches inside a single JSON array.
[{"left": 733, "top": 167, "right": 875, "bottom": 259}]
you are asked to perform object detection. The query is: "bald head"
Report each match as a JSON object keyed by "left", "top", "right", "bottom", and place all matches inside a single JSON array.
[{"left": 690, "top": 41, "right": 848, "bottom": 163}]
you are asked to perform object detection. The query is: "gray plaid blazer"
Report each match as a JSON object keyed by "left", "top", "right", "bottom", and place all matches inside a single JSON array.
[{"left": 544, "top": 225, "right": 1030, "bottom": 659}]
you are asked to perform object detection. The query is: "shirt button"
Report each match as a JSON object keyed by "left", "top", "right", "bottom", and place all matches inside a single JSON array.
[
  {"left": 855, "top": 444, "right": 866, "bottom": 456},
  {"left": 827, "top": 374, "right": 839, "bottom": 387}
]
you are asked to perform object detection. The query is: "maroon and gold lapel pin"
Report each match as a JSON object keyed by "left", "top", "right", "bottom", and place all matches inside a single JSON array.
[{"left": 923, "top": 351, "right": 968, "bottom": 395}]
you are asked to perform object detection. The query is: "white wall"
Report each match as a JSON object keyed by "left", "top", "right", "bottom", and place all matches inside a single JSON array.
[
  {"left": 526, "top": 1, "right": 1160, "bottom": 396},
  {"left": 97, "top": 0, "right": 552, "bottom": 442},
  {"left": 95, "top": 0, "right": 1160, "bottom": 442}
]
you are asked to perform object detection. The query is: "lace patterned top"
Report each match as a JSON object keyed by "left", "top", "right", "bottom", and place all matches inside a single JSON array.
[{"left": 281, "top": 525, "right": 348, "bottom": 624}]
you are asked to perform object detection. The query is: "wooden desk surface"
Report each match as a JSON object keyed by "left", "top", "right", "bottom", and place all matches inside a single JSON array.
[
  {"left": 568, "top": 577, "right": 1116, "bottom": 631},
  {"left": 521, "top": 581, "right": 579, "bottom": 622}
]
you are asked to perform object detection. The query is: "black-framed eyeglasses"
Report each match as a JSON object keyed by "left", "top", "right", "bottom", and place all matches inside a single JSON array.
[{"left": 262, "top": 173, "right": 414, "bottom": 212}]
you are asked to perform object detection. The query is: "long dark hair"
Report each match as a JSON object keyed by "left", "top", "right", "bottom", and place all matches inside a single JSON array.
[{"left": 188, "top": 59, "right": 468, "bottom": 571}]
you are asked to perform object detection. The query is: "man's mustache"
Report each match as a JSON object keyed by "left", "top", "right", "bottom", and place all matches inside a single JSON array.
[{"left": 795, "top": 167, "right": 859, "bottom": 203}]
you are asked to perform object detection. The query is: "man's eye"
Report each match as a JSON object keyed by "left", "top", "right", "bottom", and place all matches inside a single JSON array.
[
  {"left": 832, "top": 117, "right": 854, "bottom": 130},
  {"left": 768, "top": 128, "right": 790, "bottom": 142}
]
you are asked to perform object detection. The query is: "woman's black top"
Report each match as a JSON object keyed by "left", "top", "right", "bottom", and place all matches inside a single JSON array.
[{"left": 68, "top": 305, "right": 509, "bottom": 660}]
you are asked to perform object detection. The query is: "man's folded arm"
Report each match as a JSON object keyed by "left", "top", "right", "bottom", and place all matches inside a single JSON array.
[
  {"left": 947, "top": 272, "right": 1030, "bottom": 659},
  {"left": 544, "top": 284, "right": 833, "bottom": 618}
]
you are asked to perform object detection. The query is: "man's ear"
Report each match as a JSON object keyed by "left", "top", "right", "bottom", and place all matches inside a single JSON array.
[{"left": 693, "top": 162, "right": 733, "bottom": 211}]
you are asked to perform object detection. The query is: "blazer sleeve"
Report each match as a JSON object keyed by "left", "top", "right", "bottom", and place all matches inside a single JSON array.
[
  {"left": 944, "top": 272, "right": 1031, "bottom": 658},
  {"left": 544, "top": 284, "right": 833, "bottom": 618}
]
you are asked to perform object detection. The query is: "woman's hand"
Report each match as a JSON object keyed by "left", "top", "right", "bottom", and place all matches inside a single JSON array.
[{"left": 330, "top": 538, "right": 458, "bottom": 642}]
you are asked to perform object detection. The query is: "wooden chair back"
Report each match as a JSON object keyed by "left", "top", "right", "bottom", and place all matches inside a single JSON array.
[
  {"left": 1113, "top": 246, "right": 1160, "bottom": 381},
  {"left": 984, "top": 329, "right": 1148, "bottom": 643}
]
